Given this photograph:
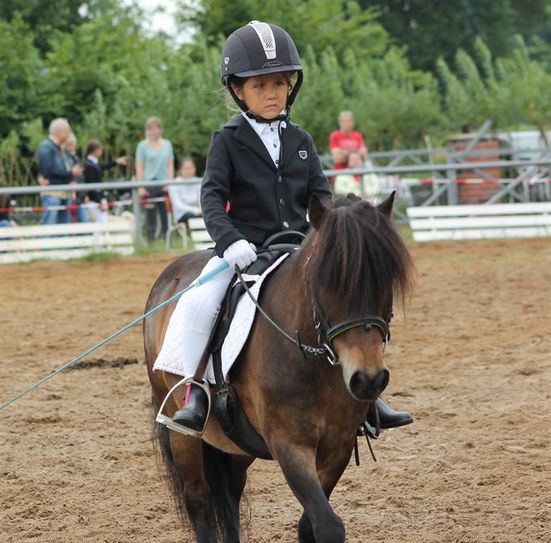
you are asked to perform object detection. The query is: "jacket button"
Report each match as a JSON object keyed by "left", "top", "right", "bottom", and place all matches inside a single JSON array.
[
  {"left": 279, "top": 198, "right": 286, "bottom": 206},
  {"left": 277, "top": 176, "right": 283, "bottom": 183},
  {"left": 283, "top": 221, "right": 289, "bottom": 228}
]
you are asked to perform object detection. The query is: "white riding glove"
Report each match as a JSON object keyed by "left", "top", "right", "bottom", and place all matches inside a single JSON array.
[{"left": 223, "top": 239, "right": 257, "bottom": 270}]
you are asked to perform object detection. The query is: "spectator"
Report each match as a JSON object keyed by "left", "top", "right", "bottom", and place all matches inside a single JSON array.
[
  {"left": 135, "top": 116, "right": 174, "bottom": 244},
  {"left": 333, "top": 151, "right": 380, "bottom": 200},
  {"left": 0, "top": 185, "right": 14, "bottom": 227},
  {"left": 168, "top": 157, "right": 201, "bottom": 224},
  {"left": 328, "top": 111, "right": 367, "bottom": 170},
  {"left": 83, "top": 139, "right": 128, "bottom": 223},
  {"left": 37, "top": 118, "right": 81, "bottom": 224},
  {"left": 64, "top": 132, "right": 86, "bottom": 223}
]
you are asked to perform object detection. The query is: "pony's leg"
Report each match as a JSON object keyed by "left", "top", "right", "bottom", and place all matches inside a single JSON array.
[
  {"left": 274, "top": 445, "right": 345, "bottom": 543},
  {"left": 296, "top": 442, "right": 354, "bottom": 543},
  {"left": 227, "top": 454, "right": 254, "bottom": 542},
  {"left": 168, "top": 432, "right": 214, "bottom": 542}
]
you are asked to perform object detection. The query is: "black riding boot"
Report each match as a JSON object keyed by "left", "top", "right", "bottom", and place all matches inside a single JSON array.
[
  {"left": 172, "top": 384, "right": 209, "bottom": 432},
  {"left": 367, "top": 398, "right": 413, "bottom": 430}
]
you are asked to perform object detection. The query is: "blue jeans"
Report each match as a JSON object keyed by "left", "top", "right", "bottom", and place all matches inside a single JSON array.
[
  {"left": 75, "top": 201, "right": 88, "bottom": 223},
  {"left": 41, "top": 195, "right": 69, "bottom": 224}
]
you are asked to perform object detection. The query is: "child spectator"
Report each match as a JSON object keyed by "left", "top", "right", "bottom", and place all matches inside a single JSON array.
[
  {"left": 0, "top": 186, "right": 14, "bottom": 227},
  {"left": 168, "top": 157, "right": 202, "bottom": 223},
  {"left": 83, "top": 139, "right": 128, "bottom": 222},
  {"left": 333, "top": 151, "right": 380, "bottom": 200}
]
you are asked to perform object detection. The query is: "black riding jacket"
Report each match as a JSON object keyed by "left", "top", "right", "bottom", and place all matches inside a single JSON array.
[{"left": 201, "top": 114, "right": 331, "bottom": 257}]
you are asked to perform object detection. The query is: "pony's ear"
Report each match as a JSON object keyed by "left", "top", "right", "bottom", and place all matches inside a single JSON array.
[
  {"left": 377, "top": 191, "right": 396, "bottom": 218},
  {"left": 308, "top": 193, "right": 328, "bottom": 229}
]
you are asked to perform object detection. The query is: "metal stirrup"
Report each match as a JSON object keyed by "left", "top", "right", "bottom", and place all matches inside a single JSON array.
[{"left": 156, "top": 377, "right": 212, "bottom": 437}]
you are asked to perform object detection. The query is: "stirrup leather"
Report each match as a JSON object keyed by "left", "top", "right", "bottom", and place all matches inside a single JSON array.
[{"left": 156, "top": 377, "right": 212, "bottom": 437}]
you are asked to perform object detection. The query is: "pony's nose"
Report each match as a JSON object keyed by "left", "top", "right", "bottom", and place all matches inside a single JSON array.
[{"left": 349, "top": 369, "right": 389, "bottom": 401}]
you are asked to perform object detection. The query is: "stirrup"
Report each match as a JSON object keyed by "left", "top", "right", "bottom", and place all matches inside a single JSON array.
[{"left": 156, "top": 377, "right": 212, "bottom": 437}]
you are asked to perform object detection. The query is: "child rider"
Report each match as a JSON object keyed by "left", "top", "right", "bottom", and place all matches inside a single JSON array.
[{"left": 153, "top": 21, "right": 412, "bottom": 434}]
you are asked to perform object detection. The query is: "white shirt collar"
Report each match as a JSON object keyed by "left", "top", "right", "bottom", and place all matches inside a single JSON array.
[
  {"left": 241, "top": 112, "right": 286, "bottom": 136},
  {"left": 87, "top": 154, "right": 99, "bottom": 164}
]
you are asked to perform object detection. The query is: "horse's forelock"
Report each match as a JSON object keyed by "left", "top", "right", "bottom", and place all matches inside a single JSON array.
[{"left": 307, "top": 198, "right": 412, "bottom": 315}]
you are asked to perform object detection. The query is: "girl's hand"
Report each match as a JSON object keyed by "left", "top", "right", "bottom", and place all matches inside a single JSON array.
[{"left": 223, "top": 240, "right": 257, "bottom": 270}]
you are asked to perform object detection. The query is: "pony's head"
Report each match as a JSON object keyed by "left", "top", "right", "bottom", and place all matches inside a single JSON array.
[{"left": 304, "top": 192, "right": 413, "bottom": 401}]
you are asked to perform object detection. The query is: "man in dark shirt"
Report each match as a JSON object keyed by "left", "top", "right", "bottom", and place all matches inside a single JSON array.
[{"left": 36, "top": 118, "right": 81, "bottom": 224}]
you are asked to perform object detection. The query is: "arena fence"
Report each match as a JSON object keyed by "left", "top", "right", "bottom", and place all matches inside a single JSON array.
[
  {"left": 407, "top": 202, "right": 551, "bottom": 241},
  {"left": 1, "top": 156, "right": 551, "bottom": 263}
]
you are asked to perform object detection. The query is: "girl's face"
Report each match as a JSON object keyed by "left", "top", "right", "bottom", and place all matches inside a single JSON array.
[{"left": 233, "top": 73, "right": 290, "bottom": 119}]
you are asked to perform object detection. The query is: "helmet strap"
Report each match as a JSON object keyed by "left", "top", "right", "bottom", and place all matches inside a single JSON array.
[
  {"left": 245, "top": 110, "right": 289, "bottom": 124},
  {"left": 228, "top": 82, "right": 291, "bottom": 123}
]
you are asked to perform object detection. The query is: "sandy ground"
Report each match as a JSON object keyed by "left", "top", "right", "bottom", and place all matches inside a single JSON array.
[{"left": 0, "top": 238, "right": 550, "bottom": 543}]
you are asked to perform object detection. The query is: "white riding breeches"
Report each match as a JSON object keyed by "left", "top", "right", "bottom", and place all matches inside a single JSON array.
[{"left": 152, "top": 255, "right": 235, "bottom": 377}]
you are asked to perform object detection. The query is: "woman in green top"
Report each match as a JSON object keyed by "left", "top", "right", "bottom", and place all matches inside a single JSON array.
[{"left": 135, "top": 116, "right": 174, "bottom": 243}]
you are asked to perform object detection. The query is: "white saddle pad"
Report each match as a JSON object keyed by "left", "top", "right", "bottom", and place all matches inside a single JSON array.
[{"left": 206, "top": 252, "right": 289, "bottom": 383}]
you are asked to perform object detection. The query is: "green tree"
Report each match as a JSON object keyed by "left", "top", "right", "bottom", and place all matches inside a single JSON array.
[
  {"left": 0, "top": 17, "right": 44, "bottom": 136},
  {"left": 177, "top": 0, "right": 389, "bottom": 59},
  {"left": 359, "top": 0, "right": 551, "bottom": 72}
]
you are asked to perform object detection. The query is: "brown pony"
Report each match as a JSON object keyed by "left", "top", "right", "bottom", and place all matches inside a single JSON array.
[{"left": 145, "top": 192, "right": 413, "bottom": 543}]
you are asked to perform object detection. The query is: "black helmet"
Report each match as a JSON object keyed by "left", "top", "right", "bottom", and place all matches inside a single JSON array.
[{"left": 221, "top": 20, "right": 303, "bottom": 112}]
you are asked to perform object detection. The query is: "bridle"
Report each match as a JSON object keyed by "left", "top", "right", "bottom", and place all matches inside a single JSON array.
[
  {"left": 235, "top": 259, "right": 392, "bottom": 366},
  {"left": 306, "top": 267, "right": 391, "bottom": 365}
]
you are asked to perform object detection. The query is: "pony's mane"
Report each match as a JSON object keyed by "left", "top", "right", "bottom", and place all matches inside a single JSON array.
[{"left": 305, "top": 194, "right": 413, "bottom": 316}]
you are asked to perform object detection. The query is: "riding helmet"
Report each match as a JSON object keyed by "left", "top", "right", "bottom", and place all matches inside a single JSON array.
[{"left": 220, "top": 21, "right": 303, "bottom": 112}]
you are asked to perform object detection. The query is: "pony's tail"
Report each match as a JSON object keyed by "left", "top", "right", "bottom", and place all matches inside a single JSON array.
[
  {"left": 202, "top": 441, "right": 241, "bottom": 542},
  {"left": 151, "top": 392, "right": 240, "bottom": 542},
  {"left": 151, "top": 392, "right": 190, "bottom": 524}
]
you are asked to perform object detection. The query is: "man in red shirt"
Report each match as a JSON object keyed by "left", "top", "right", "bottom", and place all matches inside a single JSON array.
[{"left": 328, "top": 111, "right": 368, "bottom": 169}]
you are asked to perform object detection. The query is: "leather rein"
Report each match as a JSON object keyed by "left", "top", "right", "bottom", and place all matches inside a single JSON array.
[{"left": 234, "top": 263, "right": 391, "bottom": 366}]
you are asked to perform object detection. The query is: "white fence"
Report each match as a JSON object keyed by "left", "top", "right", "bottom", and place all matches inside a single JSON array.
[
  {"left": 0, "top": 214, "right": 135, "bottom": 264},
  {"left": 407, "top": 202, "right": 551, "bottom": 241}
]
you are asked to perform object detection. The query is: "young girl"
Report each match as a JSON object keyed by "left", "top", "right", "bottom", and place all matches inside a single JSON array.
[{"left": 153, "top": 21, "right": 411, "bottom": 433}]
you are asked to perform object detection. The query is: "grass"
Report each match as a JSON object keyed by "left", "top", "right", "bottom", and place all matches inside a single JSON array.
[{"left": 78, "top": 251, "right": 122, "bottom": 263}]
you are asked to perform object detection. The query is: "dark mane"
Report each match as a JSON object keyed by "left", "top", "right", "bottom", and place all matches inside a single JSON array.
[{"left": 305, "top": 195, "right": 413, "bottom": 316}]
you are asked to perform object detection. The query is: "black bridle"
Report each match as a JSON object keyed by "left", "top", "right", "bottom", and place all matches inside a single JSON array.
[
  {"left": 307, "top": 274, "right": 391, "bottom": 365},
  {"left": 235, "top": 264, "right": 392, "bottom": 366}
]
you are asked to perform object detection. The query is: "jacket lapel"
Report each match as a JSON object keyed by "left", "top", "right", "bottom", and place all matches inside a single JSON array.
[
  {"left": 232, "top": 117, "right": 276, "bottom": 171},
  {"left": 281, "top": 123, "right": 307, "bottom": 168}
]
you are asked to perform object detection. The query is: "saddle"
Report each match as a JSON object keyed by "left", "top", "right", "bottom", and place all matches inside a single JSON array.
[{"left": 207, "top": 242, "right": 299, "bottom": 459}]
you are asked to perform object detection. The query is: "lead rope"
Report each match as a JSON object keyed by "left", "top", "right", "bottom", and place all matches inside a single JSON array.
[{"left": 0, "top": 261, "right": 230, "bottom": 412}]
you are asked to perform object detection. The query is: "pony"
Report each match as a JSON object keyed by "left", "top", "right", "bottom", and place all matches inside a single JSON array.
[{"left": 145, "top": 192, "right": 413, "bottom": 543}]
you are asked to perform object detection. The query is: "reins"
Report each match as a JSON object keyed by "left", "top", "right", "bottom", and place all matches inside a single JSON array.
[
  {"left": 234, "top": 267, "right": 329, "bottom": 361},
  {"left": 234, "top": 257, "right": 391, "bottom": 365}
]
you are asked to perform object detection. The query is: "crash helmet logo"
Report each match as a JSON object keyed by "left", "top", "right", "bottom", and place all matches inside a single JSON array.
[
  {"left": 298, "top": 150, "right": 308, "bottom": 160},
  {"left": 224, "top": 57, "right": 230, "bottom": 65}
]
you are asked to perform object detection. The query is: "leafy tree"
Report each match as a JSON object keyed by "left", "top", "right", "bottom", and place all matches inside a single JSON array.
[
  {"left": 176, "top": 0, "right": 389, "bottom": 59},
  {"left": 0, "top": 17, "right": 44, "bottom": 136},
  {"left": 359, "top": 0, "right": 551, "bottom": 72}
]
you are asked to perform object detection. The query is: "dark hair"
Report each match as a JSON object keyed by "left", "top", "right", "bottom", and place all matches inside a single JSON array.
[{"left": 85, "top": 139, "right": 102, "bottom": 156}]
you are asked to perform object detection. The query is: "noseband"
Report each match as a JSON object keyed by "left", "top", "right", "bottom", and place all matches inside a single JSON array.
[{"left": 309, "top": 284, "right": 391, "bottom": 366}]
